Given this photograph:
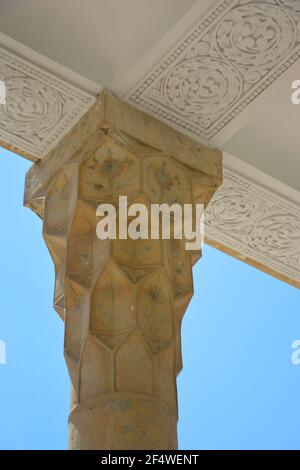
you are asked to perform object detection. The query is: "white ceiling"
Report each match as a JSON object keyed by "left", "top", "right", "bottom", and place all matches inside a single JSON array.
[
  {"left": 224, "top": 62, "right": 300, "bottom": 191},
  {"left": 0, "top": 0, "right": 197, "bottom": 87}
]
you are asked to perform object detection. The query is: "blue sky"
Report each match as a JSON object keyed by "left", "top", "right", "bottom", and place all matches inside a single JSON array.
[{"left": 0, "top": 146, "right": 300, "bottom": 450}]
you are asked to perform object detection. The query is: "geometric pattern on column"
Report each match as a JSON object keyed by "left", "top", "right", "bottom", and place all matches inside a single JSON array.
[{"left": 24, "top": 89, "right": 222, "bottom": 449}]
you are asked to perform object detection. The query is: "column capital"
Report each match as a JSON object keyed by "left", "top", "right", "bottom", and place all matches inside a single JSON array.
[{"left": 24, "top": 89, "right": 222, "bottom": 215}]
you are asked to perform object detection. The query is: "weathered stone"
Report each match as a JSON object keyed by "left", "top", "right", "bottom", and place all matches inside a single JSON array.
[{"left": 24, "top": 89, "right": 222, "bottom": 450}]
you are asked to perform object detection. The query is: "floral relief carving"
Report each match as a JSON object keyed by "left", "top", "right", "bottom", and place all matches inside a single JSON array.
[
  {"left": 215, "top": 3, "right": 296, "bottom": 69},
  {"left": 0, "top": 47, "right": 95, "bottom": 158},
  {"left": 127, "top": 0, "right": 300, "bottom": 140},
  {"left": 205, "top": 170, "right": 300, "bottom": 284}
]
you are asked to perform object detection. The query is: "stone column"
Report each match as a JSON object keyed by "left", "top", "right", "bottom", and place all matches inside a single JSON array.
[{"left": 24, "top": 90, "right": 222, "bottom": 450}]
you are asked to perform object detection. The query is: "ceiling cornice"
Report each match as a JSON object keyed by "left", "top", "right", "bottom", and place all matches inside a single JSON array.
[
  {"left": 0, "top": 39, "right": 98, "bottom": 160},
  {"left": 0, "top": 9, "right": 299, "bottom": 287},
  {"left": 206, "top": 164, "right": 300, "bottom": 288},
  {"left": 122, "top": 0, "right": 300, "bottom": 145}
]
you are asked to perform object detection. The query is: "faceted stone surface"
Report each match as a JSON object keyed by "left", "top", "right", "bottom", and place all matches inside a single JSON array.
[{"left": 24, "top": 89, "right": 222, "bottom": 450}]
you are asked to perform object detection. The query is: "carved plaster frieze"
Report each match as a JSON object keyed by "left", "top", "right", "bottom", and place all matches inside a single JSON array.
[
  {"left": 126, "top": 0, "right": 300, "bottom": 141},
  {"left": 0, "top": 46, "right": 96, "bottom": 159},
  {"left": 205, "top": 169, "right": 300, "bottom": 286}
]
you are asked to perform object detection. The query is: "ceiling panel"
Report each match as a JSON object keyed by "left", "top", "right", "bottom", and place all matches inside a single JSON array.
[{"left": 0, "top": 0, "right": 197, "bottom": 86}]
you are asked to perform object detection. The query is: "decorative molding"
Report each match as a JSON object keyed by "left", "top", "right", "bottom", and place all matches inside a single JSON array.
[
  {"left": 0, "top": 28, "right": 299, "bottom": 288},
  {"left": 223, "top": 152, "right": 300, "bottom": 206},
  {"left": 205, "top": 169, "right": 300, "bottom": 286},
  {"left": 126, "top": 0, "right": 300, "bottom": 142},
  {"left": 0, "top": 45, "right": 97, "bottom": 159}
]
